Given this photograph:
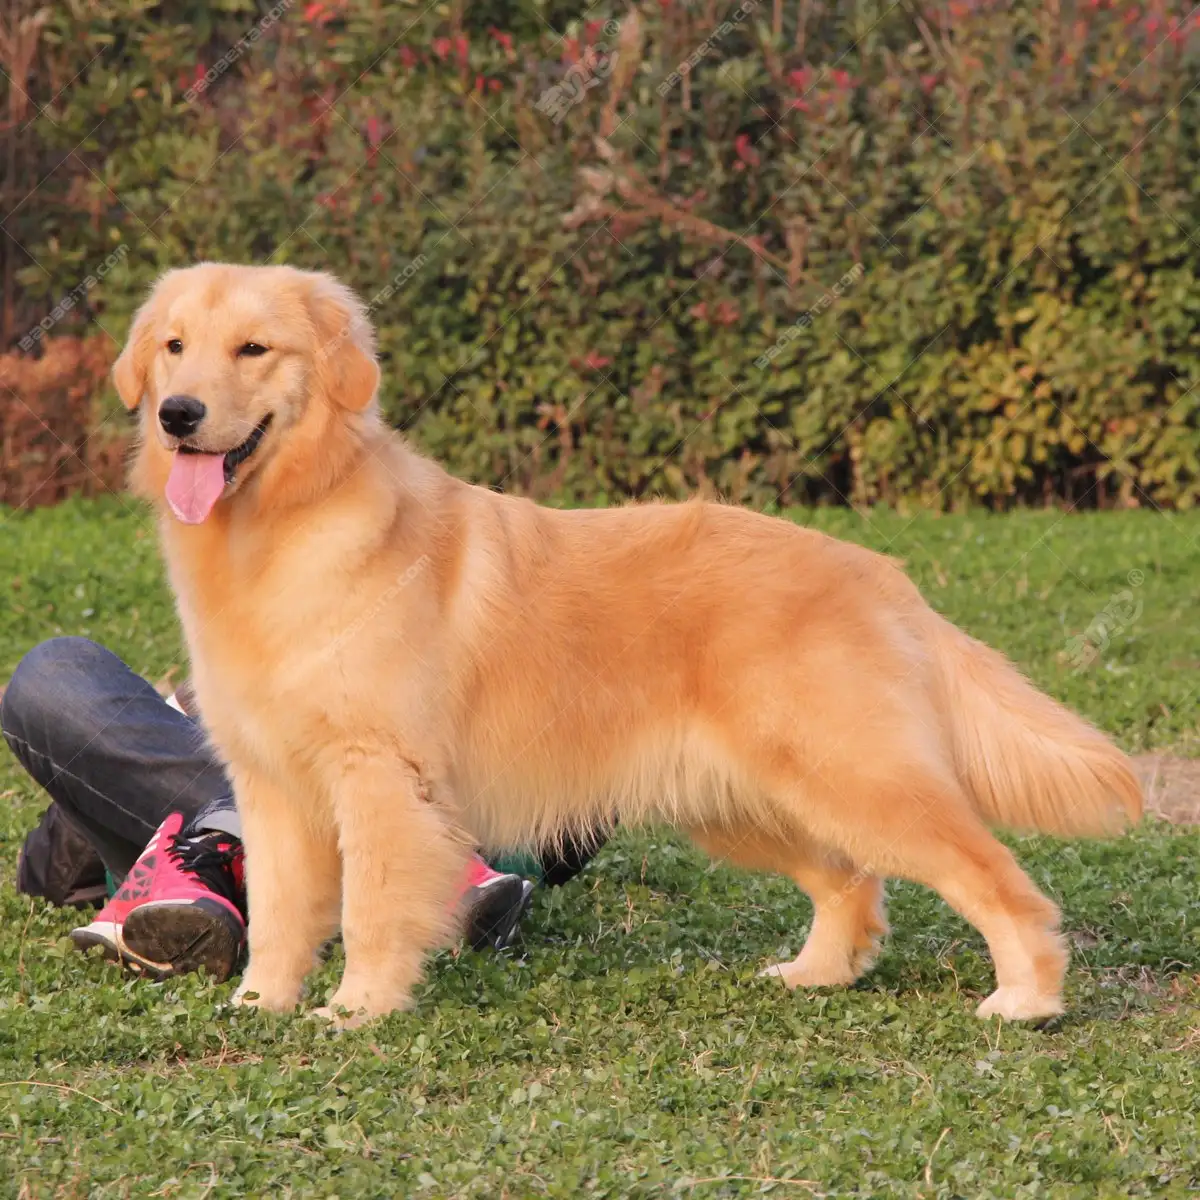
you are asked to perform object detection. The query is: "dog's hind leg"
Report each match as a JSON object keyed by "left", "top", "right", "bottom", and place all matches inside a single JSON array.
[
  {"left": 913, "top": 817, "right": 1066, "bottom": 1021},
  {"left": 786, "top": 765, "right": 1068, "bottom": 1020},
  {"left": 763, "top": 863, "right": 888, "bottom": 988},
  {"left": 688, "top": 827, "right": 888, "bottom": 989},
  {"left": 232, "top": 768, "right": 342, "bottom": 1013},
  {"left": 318, "top": 753, "right": 470, "bottom": 1026}
]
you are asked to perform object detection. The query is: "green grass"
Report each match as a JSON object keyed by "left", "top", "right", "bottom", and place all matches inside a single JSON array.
[{"left": 1, "top": 499, "right": 1198, "bottom": 1198}]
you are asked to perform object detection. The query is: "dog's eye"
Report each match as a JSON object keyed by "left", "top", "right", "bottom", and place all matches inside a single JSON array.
[
  {"left": 238, "top": 342, "right": 269, "bottom": 358},
  {"left": 166, "top": 338, "right": 183, "bottom": 355}
]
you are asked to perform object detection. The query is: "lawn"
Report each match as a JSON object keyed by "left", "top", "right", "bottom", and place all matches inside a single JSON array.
[{"left": 1, "top": 498, "right": 1198, "bottom": 1198}]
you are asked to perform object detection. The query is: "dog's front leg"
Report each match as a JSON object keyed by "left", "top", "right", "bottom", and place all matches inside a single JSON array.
[
  {"left": 230, "top": 766, "right": 342, "bottom": 1013},
  {"left": 318, "top": 754, "right": 468, "bottom": 1026}
]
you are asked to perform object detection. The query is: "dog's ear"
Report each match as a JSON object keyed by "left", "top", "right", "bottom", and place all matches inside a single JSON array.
[
  {"left": 307, "top": 273, "right": 381, "bottom": 413},
  {"left": 113, "top": 271, "right": 186, "bottom": 410},
  {"left": 112, "top": 288, "right": 163, "bottom": 410}
]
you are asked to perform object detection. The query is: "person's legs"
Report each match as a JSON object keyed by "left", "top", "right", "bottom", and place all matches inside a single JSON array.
[
  {"left": 2, "top": 638, "right": 247, "bottom": 977},
  {"left": 491, "top": 826, "right": 612, "bottom": 888},
  {"left": 1, "top": 637, "right": 236, "bottom": 878},
  {"left": 539, "top": 827, "right": 610, "bottom": 887},
  {"left": 2, "top": 637, "right": 536, "bottom": 978}
]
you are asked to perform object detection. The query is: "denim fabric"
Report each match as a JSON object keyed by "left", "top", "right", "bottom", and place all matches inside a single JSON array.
[{"left": 1, "top": 638, "right": 239, "bottom": 878}]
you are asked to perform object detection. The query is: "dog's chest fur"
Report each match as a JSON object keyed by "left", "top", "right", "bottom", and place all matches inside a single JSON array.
[{"left": 162, "top": 500, "right": 443, "bottom": 787}]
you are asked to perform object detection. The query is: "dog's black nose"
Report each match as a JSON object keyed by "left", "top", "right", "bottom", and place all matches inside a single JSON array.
[{"left": 159, "top": 395, "right": 207, "bottom": 438}]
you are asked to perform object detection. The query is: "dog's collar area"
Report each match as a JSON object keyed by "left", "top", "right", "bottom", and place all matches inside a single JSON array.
[{"left": 178, "top": 413, "right": 274, "bottom": 484}]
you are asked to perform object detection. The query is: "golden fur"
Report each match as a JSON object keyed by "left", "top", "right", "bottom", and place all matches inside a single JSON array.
[{"left": 114, "top": 263, "right": 1143, "bottom": 1025}]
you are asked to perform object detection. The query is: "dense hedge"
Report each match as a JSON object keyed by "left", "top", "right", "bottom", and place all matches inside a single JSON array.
[
  {"left": 5, "top": 0, "right": 1200, "bottom": 507},
  {"left": 0, "top": 337, "right": 122, "bottom": 507}
]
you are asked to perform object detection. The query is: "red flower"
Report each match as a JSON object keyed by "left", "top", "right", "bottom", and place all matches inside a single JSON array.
[
  {"left": 788, "top": 66, "right": 813, "bottom": 91},
  {"left": 454, "top": 35, "right": 469, "bottom": 66},
  {"left": 489, "top": 27, "right": 514, "bottom": 54},
  {"left": 830, "top": 68, "right": 855, "bottom": 89},
  {"left": 582, "top": 350, "right": 612, "bottom": 370},
  {"left": 585, "top": 19, "right": 604, "bottom": 43},
  {"left": 789, "top": 98, "right": 810, "bottom": 112},
  {"left": 562, "top": 37, "right": 580, "bottom": 64},
  {"left": 432, "top": 37, "right": 452, "bottom": 60},
  {"left": 920, "top": 73, "right": 939, "bottom": 93},
  {"left": 399, "top": 46, "right": 417, "bottom": 68},
  {"left": 734, "top": 133, "right": 760, "bottom": 166},
  {"left": 179, "top": 63, "right": 207, "bottom": 93},
  {"left": 366, "top": 115, "right": 383, "bottom": 144},
  {"left": 475, "top": 72, "right": 485, "bottom": 93},
  {"left": 689, "top": 302, "right": 709, "bottom": 321},
  {"left": 304, "top": 1, "right": 333, "bottom": 25},
  {"left": 489, "top": 78, "right": 502, "bottom": 93},
  {"left": 365, "top": 114, "right": 383, "bottom": 165}
]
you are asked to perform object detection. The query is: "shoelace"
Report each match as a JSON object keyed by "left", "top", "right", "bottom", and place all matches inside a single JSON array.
[{"left": 167, "top": 830, "right": 248, "bottom": 921}]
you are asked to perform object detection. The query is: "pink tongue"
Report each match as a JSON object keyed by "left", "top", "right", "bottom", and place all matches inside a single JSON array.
[{"left": 166, "top": 452, "right": 227, "bottom": 524}]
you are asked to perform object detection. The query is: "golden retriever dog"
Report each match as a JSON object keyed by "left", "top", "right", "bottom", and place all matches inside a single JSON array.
[{"left": 113, "top": 262, "right": 1142, "bottom": 1026}]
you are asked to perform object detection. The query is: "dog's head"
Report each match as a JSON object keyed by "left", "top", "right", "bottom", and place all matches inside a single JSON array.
[{"left": 114, "top": 263, "right": 380, "bottom": 524}]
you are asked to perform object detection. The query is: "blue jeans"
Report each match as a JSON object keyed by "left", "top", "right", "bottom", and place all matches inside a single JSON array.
[{"left": 1, "top": 638, "right": 239, "bottom": 879}]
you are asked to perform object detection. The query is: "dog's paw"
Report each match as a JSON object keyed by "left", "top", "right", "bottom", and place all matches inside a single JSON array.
[
  {"left": 311, "top": 1003, "right": 373, "bottom": 1030},
  {"left": 230, "top": 979, "right": 301, "bottom": 1013},
  {"left": 976, "top": 986, "right": 1064, "bottom": 1022},
  {"left": 312, "top": 985, "right": 410, "bottom": 1028},
  {"left": 758, "top": 955, "right": 859, "bottom": 990}
]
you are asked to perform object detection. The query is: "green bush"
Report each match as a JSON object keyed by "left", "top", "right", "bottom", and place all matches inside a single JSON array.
[{"left": 6, "top": 0, "right": 1200, "bottom": 507}]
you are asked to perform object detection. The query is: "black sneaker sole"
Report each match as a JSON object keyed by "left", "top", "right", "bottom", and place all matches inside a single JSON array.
[
  {"left": 465, "top": 878, "right": 534, "bottom": 952},
  {"left": 120, "top": 897, "right": 244, "bottom": 983}
]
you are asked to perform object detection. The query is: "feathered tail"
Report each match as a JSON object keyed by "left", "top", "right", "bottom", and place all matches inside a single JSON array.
[{"left": 929, "top": 615, "right": 1142, "bottom": 836}]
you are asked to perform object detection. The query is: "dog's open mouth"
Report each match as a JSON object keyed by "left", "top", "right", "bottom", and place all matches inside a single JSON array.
[
  {"left": 178, "top": 414, "right": 274, "bottom": 484},
  {"left": 167, "top": 414, "right": 273, "bottom": 525}
]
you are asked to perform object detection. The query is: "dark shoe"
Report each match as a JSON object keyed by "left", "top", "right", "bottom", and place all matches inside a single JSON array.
[
  {"left": 17, "top": 802, "right": 108, "bottom": 908},
  {"left": 462, "top": 871, "right": 534, "bottom": 951}
]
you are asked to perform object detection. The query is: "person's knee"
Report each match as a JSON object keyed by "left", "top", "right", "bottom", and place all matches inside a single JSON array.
[{"left": 1, "top": 637, "right": 107, "bottom": 750}]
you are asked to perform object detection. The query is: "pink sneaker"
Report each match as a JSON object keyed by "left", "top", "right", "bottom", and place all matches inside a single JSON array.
[
  {"left": 71, "top": 812, "right": 247, "bottom": 982},
  {"left": 459, "top": 856, "right": 533, "bottom": 951}
]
